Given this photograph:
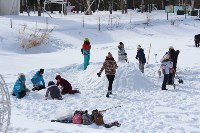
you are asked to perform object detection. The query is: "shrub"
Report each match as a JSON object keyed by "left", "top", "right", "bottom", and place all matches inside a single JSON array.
[{"left": 18, "top": 24, "right": 53, "bottom": 49}]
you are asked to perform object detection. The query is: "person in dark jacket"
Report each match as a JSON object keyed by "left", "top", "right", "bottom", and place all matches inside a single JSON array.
[
  {"left": 168, "top": 46, "right": 179, "bottom": 73},
  {"left": 136, "top": 45, "right": 146, "bottom": 73},
  {"left": 31, "top": 69, "right": 46, "bottom": 91},
  {"left": 45, "top": 81, "right": 62, "bottom": 100},
  {"left": 97, "top": 52, "right": 118, "bottom": 98},
  {"left": 55, "top": 75, "right": 80, "bottom": 95}
]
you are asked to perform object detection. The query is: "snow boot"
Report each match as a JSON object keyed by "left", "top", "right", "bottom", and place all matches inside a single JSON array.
[{"left": 106, "top": 93, "right": 109, "bottom": 98}]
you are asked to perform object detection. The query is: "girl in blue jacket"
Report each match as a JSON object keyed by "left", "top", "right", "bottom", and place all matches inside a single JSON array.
[
  {"left": 12, "top": 73, "right": 27, "bottom": 99},
  {"left": 31, "top": 69, "right": 46, "bottom": 91}
]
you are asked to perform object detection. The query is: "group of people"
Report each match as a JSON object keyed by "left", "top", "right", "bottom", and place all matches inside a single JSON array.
[
  {"left": 12, "top": 69, "right": 80, "bottom": 99},
  {"left": 160, "top": 46, "right": 179, "bottom": 90},
  {"left": 96, "top": 42, "right": 146, "bottom": 97},
  {"left": 12, "top": 38, "right": 179, "bottom": 99}
]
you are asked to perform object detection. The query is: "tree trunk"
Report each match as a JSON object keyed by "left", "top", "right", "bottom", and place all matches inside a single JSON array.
[
  {"left": 191, "top": 0, "right": 195, "bottom": 9},
  {"left": 85, "top": 0, "right": 92, "bottom": 15}
]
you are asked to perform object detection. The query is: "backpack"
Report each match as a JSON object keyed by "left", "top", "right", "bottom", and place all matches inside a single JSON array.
[
  {"left": 92, "top": 109, "right": 104, "bottom": 126},
  {"left": 72, "top": 111, "right": 84, "bottom": 124},
  {"left": 82, "top": 111, "right": 93, "bottom": 125}
]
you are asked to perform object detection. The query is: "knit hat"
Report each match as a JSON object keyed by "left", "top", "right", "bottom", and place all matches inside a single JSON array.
[
  {"left": 169, "top": 46, "right": 174, "bottom": 49},
  {"left": 48, "top": 81, "right": 55, "bottom": 86},
  {"left": 106, "top": 52, "right": 113, "bottom": 58},
  {"left": 39, "top": 69, "right": 44, "bottom": 74},
  {"left": 119, "top": 42, "right": 123, "bottom": 45},
  {"left": 55, "top": 75, "right": 61, "bottom": 80},
  {"left": 18, "top": 73, "right": 26, "bottom": 81},
  {"left": 137, "top": 45, "right": 141, "bottom": 49},
  {"left": 84, "top": 38, "right": 89, "bottom": 42}
]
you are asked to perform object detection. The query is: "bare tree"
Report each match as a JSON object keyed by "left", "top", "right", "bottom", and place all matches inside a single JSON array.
[{"left": 85, "top": 0, "right": 92, "bottom": 15}]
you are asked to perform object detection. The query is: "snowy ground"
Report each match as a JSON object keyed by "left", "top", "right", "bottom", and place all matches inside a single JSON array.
[{"left": 1, "top": 10, "right": 200, "bottom": 133}]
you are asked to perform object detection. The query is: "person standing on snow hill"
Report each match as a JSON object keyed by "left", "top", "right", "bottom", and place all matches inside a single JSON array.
[
  {"left": 12, "top": 73, "right": 29, "bottom": 99},
  {"left": 45, "top": 81, "right": 62, "bottom": 100},
  {"left": 168, "top": 46, "right": 179, "bottom": 73},
  {"left": 31, "top": 69, "right": 46, "bottom": 91},
  {"left": 81, "top": 38, "right": 91, "bottom": 70},
  {"left": 160, "top": 53, "right": 174, "bottom": 90},
  {"left": 97, "top": 52, "right": 118, "bottom": 98},
  {"left": 55, "top": 75, "right": 80, "bottom": 95},
  {"left": 118, "top": 42, "right": 128, "bottom": 63},
  {"left": 135, "top": 45, "right": 146, "bottom": 73}
]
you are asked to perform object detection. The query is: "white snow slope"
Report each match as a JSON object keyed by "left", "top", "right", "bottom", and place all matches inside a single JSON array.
[{"left": 0, "top": 10, "right": 200, "bottom": 133}]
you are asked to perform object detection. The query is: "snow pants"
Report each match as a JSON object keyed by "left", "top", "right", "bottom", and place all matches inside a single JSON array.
[
  {"left": 84, "top": 55, "right": 90, "bottom": 70},
  {"left": 106, "top": 75, "right": 115, "bottom": 92},
  {"left": 139, "top": 63, "right": 145, "bottom": 73},
  {"left": 162, "top": 74, "right": 169, "bottom": 90}
]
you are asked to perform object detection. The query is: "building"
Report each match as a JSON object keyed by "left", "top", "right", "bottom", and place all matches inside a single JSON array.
[{"left": 0, "top": 0, "right": 20, "bottom": 15}]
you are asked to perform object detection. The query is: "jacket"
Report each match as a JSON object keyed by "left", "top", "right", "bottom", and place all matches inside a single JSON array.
[
  {"left": 99, "top": 57, "right": 118, "bottom": 75},
  {"left": 136, "top": 49, "right": 146, "bottom": 64},
  {"left": 56, "top": 78, "right": 72, "bottom": 91},
  {"left": 82, "top": 42, "right": 91, "bottom": 55},
  {"left": 12, "top": 79, "right": 25, "bottom": 98},
  {"left": 45, "top": 85, "right": 62, "bottom": 99},
  {"left": 161, "top": 60, "right": 173, "bottom": 75},
  {"left": 31, "top": 71, "right": 45, "bottom": 87}
]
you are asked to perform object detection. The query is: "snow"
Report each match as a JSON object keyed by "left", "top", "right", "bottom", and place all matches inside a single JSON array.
[{"left": 1, "top": 10, "right": 200, "bottom": 132}]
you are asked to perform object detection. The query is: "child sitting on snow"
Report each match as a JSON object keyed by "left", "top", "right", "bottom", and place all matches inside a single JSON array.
[{"left": 12, "top": 73, "right": 30, "bottom": 99}]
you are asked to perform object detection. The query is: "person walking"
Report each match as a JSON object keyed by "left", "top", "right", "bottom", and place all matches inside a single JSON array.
[
  {"left": 135, "top": 45, "right": 146, "bottom": 73},
  {"left": 81, "top": 38, "right": 91, "bottom": 70},
  {"left": 97, "top": 52, "right": 118, "bottom": 98}
]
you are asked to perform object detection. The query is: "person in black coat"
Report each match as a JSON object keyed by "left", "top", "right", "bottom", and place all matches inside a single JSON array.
[
  {"left": 136, "top": 45, "right": 146, "bottom": 73},
  {"left": 168, "top": 46, "right": 179, "bottom": 73}
]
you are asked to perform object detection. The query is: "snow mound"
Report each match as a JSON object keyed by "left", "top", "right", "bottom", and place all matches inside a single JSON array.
[{"left": 113, "top": 63, "right": 154, "bottom": 91}]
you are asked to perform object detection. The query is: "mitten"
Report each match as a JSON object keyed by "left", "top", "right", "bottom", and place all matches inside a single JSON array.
[{"left": 97, "top": 73, "right": 101, "bottom": 77}]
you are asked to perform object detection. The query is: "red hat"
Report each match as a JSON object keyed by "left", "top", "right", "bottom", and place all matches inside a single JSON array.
[{"left": 55, "top": 75, "right": 61, "bottom": 80}]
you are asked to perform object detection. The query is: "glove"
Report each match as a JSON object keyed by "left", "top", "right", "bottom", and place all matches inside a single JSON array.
[
  {"left": 81, "top": 49, "right": 83, "bottom": 54},
  {"left": 97, "top": 73, "right": 101, "bottom": 77}
]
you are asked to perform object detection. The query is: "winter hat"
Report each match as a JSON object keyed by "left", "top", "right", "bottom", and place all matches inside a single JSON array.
[
  {"left": 137, "top": 45, "right": 141, "bottom": 49},
  {"left": 169, "top": 46, "right": 174, "bottom": 49},
  {"left": 55, "top": 75, "right": 61, "bottom": 80},
  {"left": 106, "top": 52, "right": 113, "bottom": 58},
  {"left": 48, "top": 81, "right": 55, "bottom": 86},
  {"left": 18, "top": 73, "right": 26, "bottom": 81},
  {"left": 119, "top": 42, "right": 123, "bottom": 45},
  {"left": 84, "top": 38, "right": 89, "bottom": 42},
  {"left": 39, "top": 69, "right": 44, "bottom": 74}
]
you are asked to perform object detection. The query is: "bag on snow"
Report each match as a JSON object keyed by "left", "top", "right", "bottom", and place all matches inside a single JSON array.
[
  {"left": 82, "top": 110, "right": 93, "bottom": 125},
  {"left": 72, "top": 110, "right": 84, "bottom": 124},
  {"left": 92, "top": 109, "right": 104, "bottom": 126}
]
